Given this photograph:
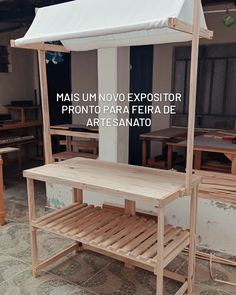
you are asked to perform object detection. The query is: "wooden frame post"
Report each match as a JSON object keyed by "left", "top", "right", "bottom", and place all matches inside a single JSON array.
[
  {"left": 0, "top": 159, "right": 6, "bottom": 225},
  {"left": 186, "top": 0, "right": 201, "bottom": 192},
  {"left": 27, "top": 178, "right": 39, "bottom": 277},
  {"left": 156, "top": 206, "right": 165, "bottom": 295},
  {"left": 38, "top": 50, "right": 53, "bottom": 164},
  {"left": 188, "top": 185, "right": 199, "bottom": 294}
]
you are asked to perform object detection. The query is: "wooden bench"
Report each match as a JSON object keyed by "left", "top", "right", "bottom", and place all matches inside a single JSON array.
[{"left": 53, "top": 151, "right": 98, "bottom": 162}]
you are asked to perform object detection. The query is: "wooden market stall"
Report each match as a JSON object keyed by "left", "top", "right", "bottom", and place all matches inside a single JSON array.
[{"left": 11, "top": 0, "right": 213, "bottom": 294}]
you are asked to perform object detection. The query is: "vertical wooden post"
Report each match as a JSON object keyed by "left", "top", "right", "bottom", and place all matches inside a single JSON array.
[
  {"left": 38, "top": 50, "right": 53, "bottom": 164},
  {"left": 188, "top": 185, "right": 198, "bottom": 294},
  {"left": 73, "top": 188, "right": 83, "bottom": 204},
  {"left": 186, "top": 0, "right": 201, "bottom": 192},
  {"left": 156, "top": 206, "right": 165, "bottom": 295},
  {"left": 142, "top": 140, "right": 147, "bottom": 166},
  {"left": 27, "top": 178, "right": 39, "bottom": 277},
  {"left": 0, "top": 159, "right": 6, "bottom": 226},
  {"left": 124, "top": 200, "right": 135, "bottom": 216}
]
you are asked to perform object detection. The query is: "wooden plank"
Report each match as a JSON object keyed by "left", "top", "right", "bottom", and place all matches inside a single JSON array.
[
  {"left": 50, "top": 128, "right": 98, "bottom": 139},
  {"left": 175, "top": 281, "right": 188, "bottom": 295},
  {"left": 53, "top": 205, "right": 95, "bottom": 231},
  {"left": 185, "top": 0, "right": 201, "bottom": 193},
  {"left": 119, "top": 223, "right": 157, "bottom": 254},
  {"left": 60, "top": 207, "right": 102, "bottom": 234},
  {"left": 188, "top": 185, "right": 198, "bottom": 295},
  {"left": 110, "top": 220, "right": 154, "bottom": 251},
  {"left": 37, "top": 203, "right": 85, "bottom": 226},
  {"left": 38, "top": 50, "right": 53, "bottom": 164},
  {"left": 156, "top": 207, "right": 165, "bottom": 295},
  {"left": 83, "top": 213, "right": 126, "bottom": 242},
  {"left": 27, "top": 179, "right": 39, "bottom": 277},
  {"left": 101, "top": 218, "right": 146, "bottom": 248},
  {"left": 168, "top": 17, "right": 213, "bottom": 40},
  {"left": 57, "top": 206, "right": 96, "bottom": 232},
  {"left": 53, "top": 151, "right": 98, "bottom": 161},
  {"left": 130, "top": 225, "right": 172, "bottom": 257},
  {"left": 11, "top": 40, "right": 69, "bottom": 53},
  {"left": 35, "top": 203, "right": 80, "bottom": 224},
  {"left": 44, "top": 204, "right": 88, "bottom": 229},
  {"left": 76, "top": 210, "right": 121, "bottom": 239},
  {"left": 37, "top": 244, "right": 77, "bottom": 271},
  {"left": 23, "top": 158, "right": 201, "bottom": 205}
]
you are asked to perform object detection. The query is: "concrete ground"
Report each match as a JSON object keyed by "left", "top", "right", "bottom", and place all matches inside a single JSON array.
[{"left": 1, "top": 166, "right": 236, "bottom": 295}]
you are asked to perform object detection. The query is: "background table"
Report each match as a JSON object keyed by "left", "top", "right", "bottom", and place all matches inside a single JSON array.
[{"left": 167, "top": 135, "right": 236, "bottom": 174}]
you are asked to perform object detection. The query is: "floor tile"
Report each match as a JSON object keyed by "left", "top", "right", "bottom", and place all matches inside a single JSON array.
[
  {"left": 0, "top": 268, "right": 86, "bottom": 295},
  {"left": 193, "top": 282, "right": 235, "bottom": 295},
  {"left": 48, "top": 251, "right": 114, "bottom": 285},
  {"left": 0, "top": 221, "right": 73, "bottom": 263},
  {"left": 82, "top": 260, "right": 182, "bottom": 295},
  {"left": 178, "top": 258, "right": 236, "bottom": 294},
  {"left": 0, "top": 253, "right": 29, "bottom": 284}
]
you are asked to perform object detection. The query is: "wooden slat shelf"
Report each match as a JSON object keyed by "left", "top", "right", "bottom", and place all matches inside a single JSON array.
[{"left": 32, "top": 203, "right": 190, "bottom": 271}]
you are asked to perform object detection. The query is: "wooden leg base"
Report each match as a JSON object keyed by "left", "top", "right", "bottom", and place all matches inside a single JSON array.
[
  {"left": 76, "top": 242, "right": 83, "bottom": 254},
  {"left": 32, "top": 268, "right": 41, "bottom": 278}
]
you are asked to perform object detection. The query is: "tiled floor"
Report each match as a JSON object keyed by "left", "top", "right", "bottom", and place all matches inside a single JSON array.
[{"left": 1, "top": 169, "right": 236, "bottom": 295}]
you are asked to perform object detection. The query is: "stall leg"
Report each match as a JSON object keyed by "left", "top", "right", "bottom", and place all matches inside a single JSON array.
[
  {"left": 188, "top": 185, "right": 198, "bottom": 294},
  {"left": 27, "top": 179, "right": 39, "bottom": 277},
  {"left": 73, "top": 188, "right": 84, "bottom": 253},
  {"left": 156, "top": 206, "right": 165, "bottom": 295},
  {"left": 142, "top": 140, "right": 148, "bottom": 166}
]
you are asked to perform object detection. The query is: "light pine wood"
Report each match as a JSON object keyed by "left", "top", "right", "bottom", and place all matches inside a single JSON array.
[
  {"left": 0, "top": 159, "right": 6, "bottom": 226},
  {"left": 186, "top": 0, "right": 201, "bottom": 193},
  {"left": 188, "top": 185, "right": 198, "bottom": 294},
  {"left": 31, "top": 204, "right": 190, "bottom": 271},
  {"left": 11, "top": 40, "right": 69, "bottom": 52},
  {"left": 168, "top": 17, "right": 213, "bottom": 40},
  {"left": 53, "top": 151, "right": 97, "bottom": 162},
  {"left": 38, "top": 50, "right": 53, "bottom": 164},
  {"left": 23, "top": 158, "right": 201, "bottom": 206},
  {"left": 195, "top": 170, "right": 236, "bottom": 204},
  {"left": 73, "top": 188, "right": 83, "bottom": 204},
  {"left": 27, "top": 179, "right": 39, "bottom": 277},
  {"left": 156, "top": 207, "right": 165, "bottom": 295},
  {"left": 50, "top": 128, "right": 98, "bottom": 139},
  {"left": 124, "top": 200, "right": 136, "bottom": 216}
]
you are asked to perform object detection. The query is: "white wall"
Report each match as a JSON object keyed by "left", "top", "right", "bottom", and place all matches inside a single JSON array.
[{"left": 0, "top": 29, "right": 35, "bottom": 109}]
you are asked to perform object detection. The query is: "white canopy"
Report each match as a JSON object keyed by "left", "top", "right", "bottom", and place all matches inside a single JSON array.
[{"left": 15, "top": 0, "right": 208, "bottom": 51}]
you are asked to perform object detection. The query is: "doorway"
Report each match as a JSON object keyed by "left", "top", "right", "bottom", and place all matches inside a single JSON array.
[
  {"left": 129, "top": 45, "right": 153, "bottom": 165},
  {"left": 46, "top": 52, "right": 72, "bottom": 153}
]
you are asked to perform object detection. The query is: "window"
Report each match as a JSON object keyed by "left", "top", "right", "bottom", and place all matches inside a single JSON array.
[
  {"left": 0, "top": 45, "right": 10, "bottom": 73},
  {"left": 172, "top": 43, "right": 236, "bottom": 130}
]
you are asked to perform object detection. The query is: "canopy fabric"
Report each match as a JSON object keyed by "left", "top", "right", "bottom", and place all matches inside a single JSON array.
[{"left": 15, "top": 0, "right": 208, "bottom": 51}]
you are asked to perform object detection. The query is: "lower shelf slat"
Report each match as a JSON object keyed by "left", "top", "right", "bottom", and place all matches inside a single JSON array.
[{"left": 34, "top": 204, "right": 190, "bottom": 270}]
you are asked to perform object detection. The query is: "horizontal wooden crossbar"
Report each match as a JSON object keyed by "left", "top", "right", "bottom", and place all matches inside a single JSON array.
[
  {"left": 168, "top": 17, "right": 214, "bottom": 40},
  {"left": 10, "top": 40, "right": 70, "bottom": 53}
]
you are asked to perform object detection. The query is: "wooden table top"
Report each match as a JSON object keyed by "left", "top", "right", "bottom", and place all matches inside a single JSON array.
[
  {"left": 140, "top": 127, "right": 187, "bottom": 141},
  {"left": 23, "top": 158, "right": 200, "bottom": 206},
  {"left": 167, "top": 135, "right": 236, "bottom": 154}
]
